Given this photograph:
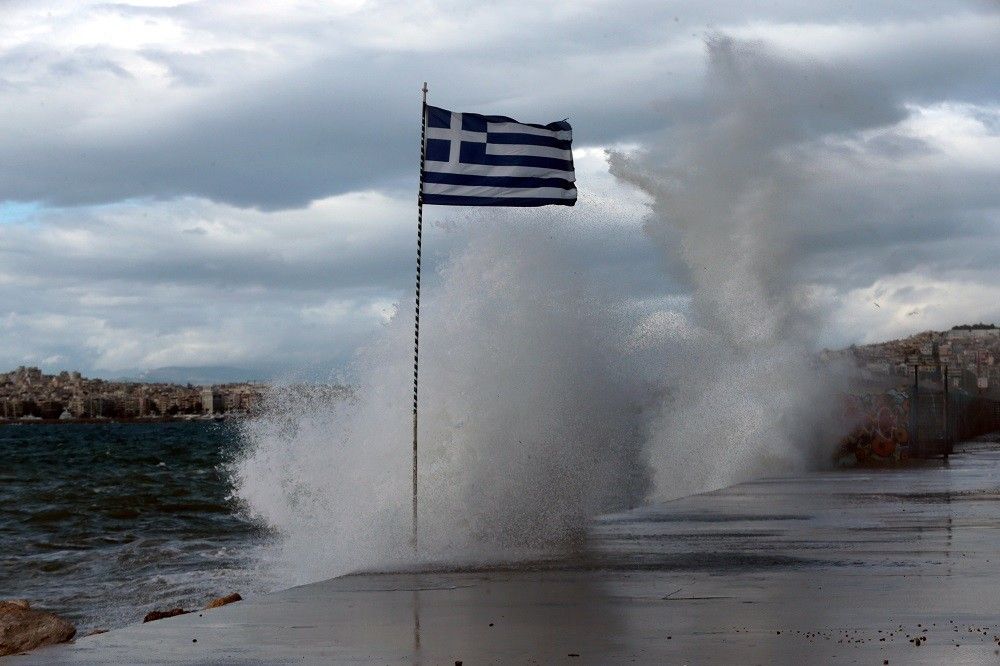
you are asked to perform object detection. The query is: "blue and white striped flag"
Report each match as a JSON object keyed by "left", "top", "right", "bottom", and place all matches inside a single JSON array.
[{"left": 421, "top": 105, "right": 576, "bottom": 207}]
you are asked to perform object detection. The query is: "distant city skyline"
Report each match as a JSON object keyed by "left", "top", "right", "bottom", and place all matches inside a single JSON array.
[{"left": 0, "top": 365, "right": 267, "bottom": 420}]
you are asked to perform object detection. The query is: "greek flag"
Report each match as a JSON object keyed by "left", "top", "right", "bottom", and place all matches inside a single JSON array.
[{"left": 421, "top": 105, "right": 576, "bottom": 207}]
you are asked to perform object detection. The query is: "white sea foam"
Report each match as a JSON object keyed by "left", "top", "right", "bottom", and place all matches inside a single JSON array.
[
  {"left": 234, "top": 220, "right": 650, "bottom": 584},
  {"left": 233, "top": 36, "right": 855, "bottom": 586},
  {"left": 608, "top": 35, "right": 857, "bottom": 499}
]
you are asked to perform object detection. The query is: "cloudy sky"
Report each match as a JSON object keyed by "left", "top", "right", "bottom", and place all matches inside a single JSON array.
[{"left": 1, "top": 1, "right": 998, "bottom": 380}]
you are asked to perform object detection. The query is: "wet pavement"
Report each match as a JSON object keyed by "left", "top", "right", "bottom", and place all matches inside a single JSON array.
[{"left": 15, "top": 442, "right": 1000, "bottom": 664}]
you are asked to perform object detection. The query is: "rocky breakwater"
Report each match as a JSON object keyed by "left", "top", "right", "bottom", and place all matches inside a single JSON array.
[{"left": 0, "top": 599, "right": 76, "bottom": 657}]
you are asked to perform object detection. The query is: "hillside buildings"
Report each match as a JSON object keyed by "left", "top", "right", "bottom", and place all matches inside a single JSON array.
[
  {"left": 823, "top": 323, "right": 1000, "bottom": 398},
  {"left": 0, "top": 366, "right": 265, "bottom": 420}
]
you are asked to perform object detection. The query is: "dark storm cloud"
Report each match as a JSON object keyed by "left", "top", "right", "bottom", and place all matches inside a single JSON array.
[
  {"left": 2, "top": 57, "right": 411, "bottom": 209},
  {"left": 609, "top": 29, "right": 1000, "bottom": 351},
  {"left": 1, "top": 1, "right": 995, "bottom": 210},
  {"left": 1, "top": 0, "right": 999, "bottom": 373}
]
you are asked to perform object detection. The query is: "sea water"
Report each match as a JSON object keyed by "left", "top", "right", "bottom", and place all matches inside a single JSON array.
[{"left": 0, "top": 422, "right": 271, "bottom": 631}]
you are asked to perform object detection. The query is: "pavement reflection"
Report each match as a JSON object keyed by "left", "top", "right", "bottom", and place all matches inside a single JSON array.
[{"left": 21, "top": 442, "right": 1000, "bottom": 664}]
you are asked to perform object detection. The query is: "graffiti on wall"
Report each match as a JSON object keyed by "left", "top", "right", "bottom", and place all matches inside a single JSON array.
[{"left": 838, "top": 388, "right": 911, "bottom": 464}]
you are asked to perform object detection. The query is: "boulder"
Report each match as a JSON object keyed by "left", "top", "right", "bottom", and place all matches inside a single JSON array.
[
  {"left": 142, "top": 608, "right": 189, "bottom": 623},
  {"left": 205, "top": 593, "right": 242, "bottom": 609},
  {"left": 0, "top": 600, "right": 76, "bottom": 657}
]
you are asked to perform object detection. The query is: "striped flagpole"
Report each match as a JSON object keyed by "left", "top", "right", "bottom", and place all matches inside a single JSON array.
[{"left": 412, "top": 82, "right": 428, "bottom": 552}]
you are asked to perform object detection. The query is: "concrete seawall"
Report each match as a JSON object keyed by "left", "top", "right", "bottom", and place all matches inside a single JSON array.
[{"left": 16, "top": 443, "right": 1000, "bottom": 664}]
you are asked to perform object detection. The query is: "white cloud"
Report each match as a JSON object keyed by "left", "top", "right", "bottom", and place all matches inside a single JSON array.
[
  {"left": 0, "top": 172, "right": 655, "bottom": 375},
  {"left": 830, "top": 273, "right": 1000, "bottom": 346},
  {"left": 0, "top": 1, "right": 998, "bottom": 375}
]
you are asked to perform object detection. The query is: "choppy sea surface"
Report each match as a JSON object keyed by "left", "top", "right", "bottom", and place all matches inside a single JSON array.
[{"left": 0, "top": 422, "right": 273, "bottom": 631}]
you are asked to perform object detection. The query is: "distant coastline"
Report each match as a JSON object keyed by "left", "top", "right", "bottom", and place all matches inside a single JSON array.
[
  {"left": 0, "top": 414, "right": 241, "bottom": 426},
  {"left": 1, "top": 365, "right": 265, "bottom": 421}
]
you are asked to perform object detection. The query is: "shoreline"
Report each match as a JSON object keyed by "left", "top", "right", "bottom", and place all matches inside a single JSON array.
[
  {"left": 0, "top": 415, "right": 243, "bottom": 426},
  {"left": 17, "top": 440, "right": 1000, "bottom": 663}
]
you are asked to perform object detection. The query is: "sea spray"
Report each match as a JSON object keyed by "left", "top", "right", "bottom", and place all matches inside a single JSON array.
[
  {"left": 609, "top": 36, "right": 861, "bottom": 499},
  {"left": 233, "top": 36, "right": 861, "bottom": 585},
  {"left": 234, "top": 219, "right": 651, "bottom": 585}
]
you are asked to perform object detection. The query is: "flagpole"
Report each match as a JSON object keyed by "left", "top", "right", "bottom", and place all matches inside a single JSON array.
[{"left": 412, "top": 81, "right": 428, "bottom": 552}]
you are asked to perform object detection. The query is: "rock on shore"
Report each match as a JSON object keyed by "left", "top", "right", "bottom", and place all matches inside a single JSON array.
[
  {"left": 141, "top": 593, "right": 241, "bottom": 625},
  {"left": 142, "top": 608, "right": 189, "bottom": 623},
  {"left": 205, "top": 593, "right": 242, "bottom": 609},
  {"left": 0, "top": 600, "right": 76, "bottom": 657}
]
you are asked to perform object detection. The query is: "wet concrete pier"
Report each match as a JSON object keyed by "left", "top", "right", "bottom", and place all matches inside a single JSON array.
[{"left": 18, "top": 442, "right": 1000, "bottom": 664}]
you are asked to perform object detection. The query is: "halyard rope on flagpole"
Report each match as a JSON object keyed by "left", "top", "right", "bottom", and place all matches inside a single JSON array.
[{"left": 412, "top": 81, "right": 427, "bottom": 552}]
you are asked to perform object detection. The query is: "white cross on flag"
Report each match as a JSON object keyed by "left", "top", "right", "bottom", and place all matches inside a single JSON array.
[{"left": 421, "top": 105, "right": 577, "bottom": 207}]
